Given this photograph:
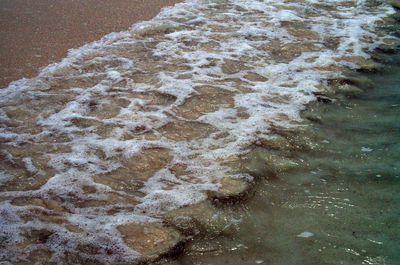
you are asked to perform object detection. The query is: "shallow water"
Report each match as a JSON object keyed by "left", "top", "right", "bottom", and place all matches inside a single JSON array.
[
  {"left": 169, "top": 55, "right": 400, "bottom": 264},
  {"left": 0, "top": 0, "right": 399, "bottom": 263}
]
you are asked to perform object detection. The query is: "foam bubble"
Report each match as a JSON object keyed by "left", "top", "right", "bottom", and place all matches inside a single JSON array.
[{"left": 297, "top": 231, "right": 314, "bottom": 238}]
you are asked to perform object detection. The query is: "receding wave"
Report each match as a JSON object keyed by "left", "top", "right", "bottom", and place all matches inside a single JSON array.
[{"left": 0, "top": 0, "right": 397, "bottom": 263}]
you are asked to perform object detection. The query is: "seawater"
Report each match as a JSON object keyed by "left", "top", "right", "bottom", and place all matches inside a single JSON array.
[
  {"left": 0, "top": 0, "right": 398, "bottom": 264},
  {"left": 169, "top": 54, "right": 400, "bottom": 265}
]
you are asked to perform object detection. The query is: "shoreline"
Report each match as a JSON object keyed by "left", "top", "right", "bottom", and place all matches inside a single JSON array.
[
  {"left": 0, "top": 0, "right": 399, "bottom": 263},
  {"left": 0, "top": 0, "right": 183, "bottom": 89}
]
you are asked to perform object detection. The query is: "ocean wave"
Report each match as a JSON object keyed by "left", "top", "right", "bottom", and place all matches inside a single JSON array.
[{"left": 0, "top": 0, "right": 397, "bottom": 263}]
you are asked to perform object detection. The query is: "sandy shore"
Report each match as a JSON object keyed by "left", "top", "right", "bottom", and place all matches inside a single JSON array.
[{"left": 0, "top": 0, "right": 183, "bottom": 88}]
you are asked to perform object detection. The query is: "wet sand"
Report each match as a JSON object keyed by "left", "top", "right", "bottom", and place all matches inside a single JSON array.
[{"left": 0, "top": 0, "right": 182, "bottom": 88}]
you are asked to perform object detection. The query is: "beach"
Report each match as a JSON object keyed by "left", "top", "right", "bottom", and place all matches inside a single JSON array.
[
  {"left": 0, "top": 0, "right": 182, "bottom": 88},
  {"left": 0, "top": 0, "right": 399, "bottom": 264}
]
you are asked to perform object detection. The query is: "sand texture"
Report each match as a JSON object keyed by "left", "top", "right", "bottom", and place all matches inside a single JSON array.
[{"left": 0, "top": 0, "right": 182, "bottom": 88}]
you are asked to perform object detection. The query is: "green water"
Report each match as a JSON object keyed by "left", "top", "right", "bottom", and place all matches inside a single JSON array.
[{"left": 160, "top": 55, "right": 400, "bottom": 264}]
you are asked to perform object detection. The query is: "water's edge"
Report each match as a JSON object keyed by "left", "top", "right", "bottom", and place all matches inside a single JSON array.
[
  {"left": 154, "top": 9, "right": 400, "bottom": 264},
  {"left": 0, "top": 0, "right": 399, "bottom": 264}
]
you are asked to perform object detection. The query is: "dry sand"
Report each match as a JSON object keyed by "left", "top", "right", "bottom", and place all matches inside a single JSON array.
[{"left": 0, "top": 0, "right": 183, "bottom": 88}]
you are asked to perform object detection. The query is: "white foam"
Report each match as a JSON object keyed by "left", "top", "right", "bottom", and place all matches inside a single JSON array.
[
  {"left": 361, "top": 147, "right": 373, "bottom": 152},
  {"left": 297, "top": 231, "right": 314, "bottom": 238},
  {"left": 0, "top": 0, "right": 396, "bottom": 262},
  {"left": 107, "top": 70, "right": 122, "bottom": 80}
]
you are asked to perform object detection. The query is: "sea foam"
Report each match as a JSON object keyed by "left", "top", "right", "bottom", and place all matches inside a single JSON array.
[{"left": 0, "top": 0, "right": 396, "bottom": 263}]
